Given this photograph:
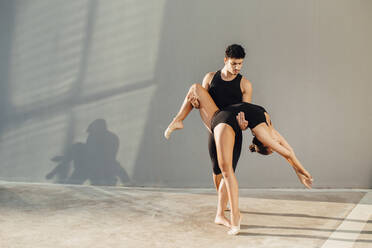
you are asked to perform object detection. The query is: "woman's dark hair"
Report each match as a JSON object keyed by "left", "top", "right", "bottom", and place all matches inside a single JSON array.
[
  {"left": 249, "top": 137, "right": 270, "bottom": 155},
  {"left": 225, "top": 44, "right": 246, "bottom": 59}
]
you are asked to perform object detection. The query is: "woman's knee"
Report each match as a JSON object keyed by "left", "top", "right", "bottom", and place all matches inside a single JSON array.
[
  {"left": 188, "top": 83, "right": 199, "bottom": 96},
  {"left": 191, "top": 83, "right": 202, "bottom": 89},
  {"left": 221, "top": 170, "right": 233, "bottom": 180},
  {"left": 219, "top": 162, "right": 233, "bottom": 178},
  {"left": 188, "top": 84, "right": 203, "bottom": 103},
  {"left": 190, "top": 83, "right": 203, "bottom": 94}
]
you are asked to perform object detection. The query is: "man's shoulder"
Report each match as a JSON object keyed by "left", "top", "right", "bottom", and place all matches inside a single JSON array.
[
  {"left": 240, "top": 76, "right": 252, "bottom": 86},
  {"left": 205, "top": 71, "right": 217, "bottom": 79},
  {"left": 202, "top": 71, "right": 217, "bottom": 88}
]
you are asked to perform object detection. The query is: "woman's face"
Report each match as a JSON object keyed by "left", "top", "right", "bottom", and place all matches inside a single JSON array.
[
  {"left": 255, "top": 144, "right": 273, "bottom": 155},
  {"left": 266, "top": 147, "right": 273, "bottom": 154}
]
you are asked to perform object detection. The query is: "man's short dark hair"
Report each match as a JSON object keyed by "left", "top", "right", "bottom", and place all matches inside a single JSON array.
[{"left": 225, "top": 44, "right": 246, "bottom": 59}]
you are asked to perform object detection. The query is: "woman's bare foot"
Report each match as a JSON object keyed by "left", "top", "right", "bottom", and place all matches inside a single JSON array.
[
  {"left": 164, "top": 119, "right": 184, "bottom": 139},
  {"left": 228, "top": 213, "right": 242, "bottom": 235},
  {"left": 214, "top": 215, "right": 231, "bottom": 228}
]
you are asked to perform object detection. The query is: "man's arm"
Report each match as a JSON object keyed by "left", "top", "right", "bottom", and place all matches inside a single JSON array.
[
  {"left": 202, "top": 72, "right": 215, "bottom": 90},
  {"left": 241, "top": 77, "right": 252, "bottom": 103},
  {"left": 236, "top": 77, "right": 253, "bottom": 130}
]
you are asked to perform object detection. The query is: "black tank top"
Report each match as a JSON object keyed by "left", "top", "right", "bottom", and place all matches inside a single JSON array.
[{"left": 208, "top": 70, "right": 243, "bottom": 109}]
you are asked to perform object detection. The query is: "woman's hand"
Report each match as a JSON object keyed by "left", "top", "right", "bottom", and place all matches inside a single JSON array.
[{"left": 295, "top": 169, "right": 313, "bottom": 189}]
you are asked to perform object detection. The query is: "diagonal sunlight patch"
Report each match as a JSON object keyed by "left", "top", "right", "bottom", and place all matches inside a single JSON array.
[{"left": 10, "top": 0, "right": 89, "bottom": 112}]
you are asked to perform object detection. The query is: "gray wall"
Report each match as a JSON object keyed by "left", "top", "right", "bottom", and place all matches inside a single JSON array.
[{"left": 0, "top": 0, "right": 371, "bottom": 188}]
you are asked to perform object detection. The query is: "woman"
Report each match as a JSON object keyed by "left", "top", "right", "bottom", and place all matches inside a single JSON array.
[{"left": 164, "top": 83, "right": 313, "bottom": 235}]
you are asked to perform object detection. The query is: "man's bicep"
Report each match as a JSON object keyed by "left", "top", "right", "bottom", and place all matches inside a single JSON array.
[
  {"left": 241, "top": 78, "right": 252, "bottom": 103},
  {"left": 242, "top": 92, "right": 251, "bottom": 103}
]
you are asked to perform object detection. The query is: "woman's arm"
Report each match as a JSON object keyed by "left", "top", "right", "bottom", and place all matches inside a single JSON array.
[
  {"left": 255, "top": 126, "right": 313, "bottom": 188},
  {"left": 273, "top": 129, "right": 305, "bottom": 170},
  {"left": 273, "top": 129, "right": 313, "bottom": 188},
  {"left": 254, "top": 126, "right": 291, "bottom": 158}
]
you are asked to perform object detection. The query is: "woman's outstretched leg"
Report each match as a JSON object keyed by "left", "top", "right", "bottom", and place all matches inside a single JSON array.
[
  {"left": 164, "top": 83, "right": 219, "bottom": 139},
  {"left": 214, "top": 123, "right": 241, "bottom": 235}
]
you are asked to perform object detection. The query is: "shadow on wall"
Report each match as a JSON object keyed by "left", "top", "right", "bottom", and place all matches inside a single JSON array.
[
  {"left": 46, "top": 119, "right": 129, "bottom": 186},
  {"left": 0, "top": 0, "right": 162, "bottom": 185}
]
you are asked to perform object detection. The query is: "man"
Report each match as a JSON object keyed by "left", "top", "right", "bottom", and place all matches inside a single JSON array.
[{"left": 190, "top": 44, "right": 252, "bottom": 227}]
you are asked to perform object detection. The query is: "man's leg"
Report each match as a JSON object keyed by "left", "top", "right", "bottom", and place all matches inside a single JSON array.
[
  {"left": 213, "top": 173, "right": 231, "bottom": 227},
  {"left": 209, "top": 133, "right": 224, "bottom": 192},
  {"left": 209, "top": 133, "right": 230, "bottom": 223},
  {"left": 213, "top": 173, "right": 222, "bottom": 190}
]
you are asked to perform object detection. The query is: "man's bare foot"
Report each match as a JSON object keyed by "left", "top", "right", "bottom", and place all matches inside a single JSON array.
[
  {"left": 164, "top": 119, "right": 184, "bottom": 139},
  {"left": 214, "top": 215, "right": 231, "bottom": 228}
]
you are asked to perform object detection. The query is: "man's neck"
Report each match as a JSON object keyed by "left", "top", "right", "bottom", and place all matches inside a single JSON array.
[{"left": 221, "top": 67, "right": 237, "bottom": 81}]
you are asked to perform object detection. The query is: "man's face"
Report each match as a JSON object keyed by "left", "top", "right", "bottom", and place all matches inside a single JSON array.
[{"left": 224, "top": 58, "right": 244, "bottom": 75}]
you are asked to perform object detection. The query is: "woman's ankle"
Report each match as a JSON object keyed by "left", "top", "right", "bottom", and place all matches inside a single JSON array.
[
  {"left": 172, "top": 116, "right": 183, "bottom": 123},
  {"left": 231, "top": 210, "right": 240, "bottom": 216},
  {"left": 231, "top": 211, "right": 241, "bottom": 223},
  {"left": 216, "top": 207, "right": 225, "bottom": 216}
]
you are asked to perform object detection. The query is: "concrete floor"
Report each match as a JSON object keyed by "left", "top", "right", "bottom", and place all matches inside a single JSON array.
[{"left": 0, "top": 182, "right": 371, "bottom": 248}]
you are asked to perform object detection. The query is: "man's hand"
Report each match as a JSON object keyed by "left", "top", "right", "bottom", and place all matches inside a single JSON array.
[
  {"left": 236, "top": 112, "right": 248, "bottom": 130},
  {"left": 189, "top": 96, "right": 200, "bottom": 109}
]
